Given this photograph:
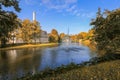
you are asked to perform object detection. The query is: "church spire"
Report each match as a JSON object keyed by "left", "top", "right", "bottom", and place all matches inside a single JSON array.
[{"left": 67, "top": 27, "right": 69, "bottom": 36}]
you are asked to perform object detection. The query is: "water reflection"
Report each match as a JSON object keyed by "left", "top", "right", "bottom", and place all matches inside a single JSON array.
[{"left": 0, "top": 43, "right": 96, "bottom": 80}]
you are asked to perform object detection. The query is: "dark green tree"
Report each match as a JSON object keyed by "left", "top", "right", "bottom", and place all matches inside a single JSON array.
[
  {"left": 91, "top": 8, "right": 120, "bottom": 55},
  {"left": 0, "top": 0, "right": 21, "bottom": 47}
]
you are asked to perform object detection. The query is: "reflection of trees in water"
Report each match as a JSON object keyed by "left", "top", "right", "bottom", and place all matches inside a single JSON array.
[
  {"left": 0, "top": 51, "right": 11, "bottom": 80},
  {"left": 7, "top": 50, "right": 17, "bottom": 63},
  {"left": 86, "top": 44, "right": 98, "bottom": 58},
  {"left": 0, "top": 48, "right": 43, "bottom": 79},
  {"left": 31, "top": 48, "right": 43, "bottom": 74},
  {"left": 0, "top": 51, "right": 8, "bottom": 59},
  {"left": 16, "top": 48, "right": 43, "bottom": 74}
]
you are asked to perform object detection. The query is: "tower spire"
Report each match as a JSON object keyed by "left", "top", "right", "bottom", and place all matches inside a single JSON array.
[
  {"left": 67, "top": 27, "right": 69, "bottom": 36},
  {"left": 33, "top": 11, "right": 36, "bottom": 21}
]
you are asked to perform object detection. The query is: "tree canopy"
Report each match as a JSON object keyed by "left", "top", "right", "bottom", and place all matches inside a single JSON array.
[
  {"left": 17, "top": 19, "right": 41, "bottom": 43},
  {"left": 0, "top": 0, "right": 21, "bottom": 47},
  {"left": 90, "top": 8, "right": 120, "bottom": 54}
]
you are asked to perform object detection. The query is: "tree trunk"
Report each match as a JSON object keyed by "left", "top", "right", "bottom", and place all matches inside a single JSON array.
[{"left": 1, "top": 37, "right": 7, "bottom": 48}]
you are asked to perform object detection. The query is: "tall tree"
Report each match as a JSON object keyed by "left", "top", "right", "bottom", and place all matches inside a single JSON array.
[
  {"left": 0, "top": 0, "right": 21, "bottom": 47},
  {"left": 90, "top": 8, "right": 120, "bottom": 55},
  {"left": 20, "top": 19, "right": 32, "bottom": 43}
]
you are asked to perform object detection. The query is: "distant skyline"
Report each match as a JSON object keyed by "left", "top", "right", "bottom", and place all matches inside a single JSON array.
[{"left": 10, "top": 0, "right": 120, "bottom": 34}]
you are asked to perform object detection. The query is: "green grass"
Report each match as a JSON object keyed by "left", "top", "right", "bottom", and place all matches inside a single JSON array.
[
  {"left": 0, "top": 43, "right": 58, "bottom": 50},
  {"left": 18, "top": 53, "right": 120, "bottom": 80}
]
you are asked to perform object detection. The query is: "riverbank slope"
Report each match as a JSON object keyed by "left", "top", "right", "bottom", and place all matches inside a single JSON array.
[
  {"left": 43, "top": 60, "right": 120, "bottom": 80},
  {"left": 19, "top": 53, "right": 120, "bottom": 80},
  {"left": 0, "top": 43, "right": 58, "bottom": 50}
]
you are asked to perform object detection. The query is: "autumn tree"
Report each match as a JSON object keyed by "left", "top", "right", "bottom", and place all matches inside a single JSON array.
[
  {"left": 32, "top": 20, "right": 41, "bottom": 43},
  {"left": 49, "top": 29, "right": 59, "bottom": 43},
  {"left": 70, "top": 35, "right": 78, "bottom": 42},
  {"left": 0, "top": 0, "right": 21, "bottom": 47},
  {"left": 90, "top": 8, "right": 120, "bottom": 54},
  {"left": 77, "top": 32, "right": 88, "bottom": 40},
  {"left": 21, "top": 19, "right": 32, "bottom": 43},
  {"left": 59, "top": 33, "right": 65, "bottom": 42},
  {"left": 87, "top": 29, "right": 94, "bottom": 41},
  {"left": 17, "top": 19, "right": 41, "bottom": 43}
]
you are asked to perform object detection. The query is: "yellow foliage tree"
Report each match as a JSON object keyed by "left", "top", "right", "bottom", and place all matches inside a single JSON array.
[{"left": 17, "top": 19, "right": 41, "bottom": 43}]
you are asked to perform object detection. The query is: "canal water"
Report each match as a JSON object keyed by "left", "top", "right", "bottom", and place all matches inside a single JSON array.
[{"left": 0, "top": 43, "right": 96, "bottom": 80}]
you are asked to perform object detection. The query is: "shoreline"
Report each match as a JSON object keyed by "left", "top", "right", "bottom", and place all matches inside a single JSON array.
[
  {"left": 0, "top": 43, "right": 58, "bottom": 51},
  {"left": 18, "top": 53, "right": 120, "bottom": 80}
]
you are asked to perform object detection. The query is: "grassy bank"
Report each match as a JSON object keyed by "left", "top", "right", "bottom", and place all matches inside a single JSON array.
[
  {"left": 18, "top": 53, "right": 120, "bottom": 80},
  {"left": 0, "top": 43, "right": 58, "bottom": 50},
  {"left": 43, "top": 60, "right": 120, "bottom": 80}
]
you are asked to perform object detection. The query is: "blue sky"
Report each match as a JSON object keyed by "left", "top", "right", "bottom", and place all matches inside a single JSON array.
[{"left": 13, "top": 0, "right": 120, "bottom": 34}]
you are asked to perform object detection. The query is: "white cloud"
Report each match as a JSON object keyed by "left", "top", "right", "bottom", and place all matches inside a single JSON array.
[
  {"left": 76, "top": 13, "right": 80, "bottom": 16},
  {"left": 69, "top": 8, "right": 95, "bottom": 18},
  {"left": 81, "top": 12, "right": 95, "bottom": 18},
  {"left": 41, "top": 0, "right": 50, "bottom": 4},
  {"left": 73, "top": 10, "right": 79, "bottom": 14},
  {"left": 40, "top": 0, "right": 78, "bottom": 10},
  {"left": 40, "top": 0, "right": 95, "bottom": 18},
  {"left": 25, "top": 0, "right": 37, "bottom": 5},
  {"left": 66, "top": 5, "right": 76, "bottom": 12}
]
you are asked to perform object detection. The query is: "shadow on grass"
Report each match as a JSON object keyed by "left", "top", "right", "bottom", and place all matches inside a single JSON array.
[{"left": 18, "top": 53, "right": 120, "bottom": 80}]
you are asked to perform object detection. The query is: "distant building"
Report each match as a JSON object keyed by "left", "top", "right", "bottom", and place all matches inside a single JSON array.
[
  {"left": 62, "top": 27, "right": 71, "bottom": 43},
  {"left": 8, "top": 29, "right": 24, "bottom": 44},
  {"left": 9, "top": 30, "right": 49, "bottom": 44},
  {"left": 62, "top": 35, "right": 71, "bottom": 43},
  {"left": 32, "top": 11, "right": 49, "bottom": 43},
  {"left": 40, "top": 30, "right": 49, "bottom": 43}
]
